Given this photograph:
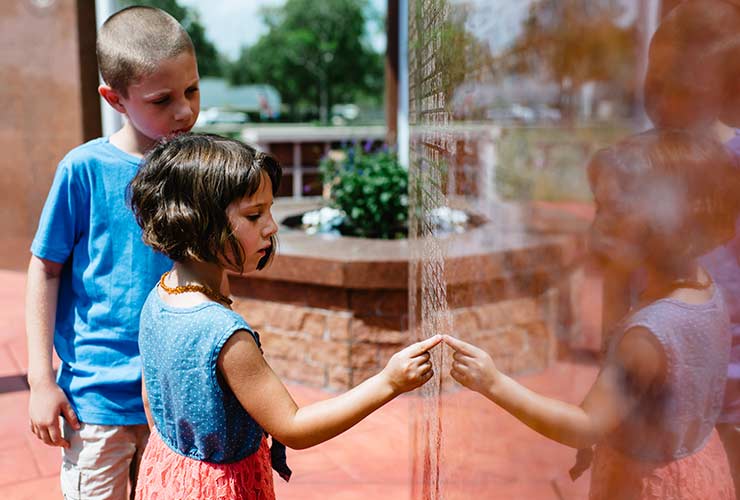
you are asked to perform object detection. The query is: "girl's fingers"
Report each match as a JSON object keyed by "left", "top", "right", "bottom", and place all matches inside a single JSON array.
[
  {"left": 452, "top": 354, "right": 475, "bottom": 369},
  {"left": 418, "top": 361, "right": 432, "bottom": 373},
  {"left": 413, "top": 354, "right": 434, "bottom": 367},
  {"left": 451, "top": 360, "right": 474, "bottom": 376},
  {"left": 450, "top": 367, "right": 465, "bottom": 382},
  {"left": 452, "top": 351, "right": 475, "bottom": 363},
  {"left": 408, "top": 335, "right": 443, "bottom": 356},
  {"left": 443, "top": 335, "right": 477, "bottom": 356}
]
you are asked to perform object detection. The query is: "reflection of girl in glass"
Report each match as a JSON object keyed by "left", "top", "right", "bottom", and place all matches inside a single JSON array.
[
  {"left": 445, "top": 129, "right": 740, "bottom": 499},
  {"left": 643, "top": 3, "right": 740, "bottom": 495}
]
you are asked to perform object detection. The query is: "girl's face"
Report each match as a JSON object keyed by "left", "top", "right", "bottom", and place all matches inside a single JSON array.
[
  {"left": 589, "top": 169, "right": 648, "bottom": 270},
  {"left": 225, "top": 175, "right": 278, "bottom": 273}
]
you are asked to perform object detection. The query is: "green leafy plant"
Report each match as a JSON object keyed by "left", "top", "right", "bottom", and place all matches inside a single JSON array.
[{"left": 320, "top": 148, "right": 408, "bottom": 239}]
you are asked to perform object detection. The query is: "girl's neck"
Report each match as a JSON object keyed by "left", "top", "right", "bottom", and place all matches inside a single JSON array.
[
  {"left": 172, "top": 261, "right": 228, "bottom": 295},
  {"left": 639, "top": 264, "right": 712, "bottom": 306},
  {"left": 159, "top": 261, "right": 230, "bottom": 308}
]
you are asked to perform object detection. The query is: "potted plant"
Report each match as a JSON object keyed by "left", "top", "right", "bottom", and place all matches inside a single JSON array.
[{"left": 318, "top": 148, "right": 409, "bottom": 239}]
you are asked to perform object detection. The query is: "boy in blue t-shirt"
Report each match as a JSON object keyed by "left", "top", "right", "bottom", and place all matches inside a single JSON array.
[{"left": 25, "top": 6, "right": 200, "bottom": 498}]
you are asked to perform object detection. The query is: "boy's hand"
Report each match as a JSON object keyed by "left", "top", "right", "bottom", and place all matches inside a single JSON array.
[
  {"left": 444, "top": 335, "right": 500, "bottom": 395},
  {"left": 381, "top": 335, "right": 442, "bottom": 395},
  {"left": 29, "top": 380, "right": 80, "bottom": 448}
]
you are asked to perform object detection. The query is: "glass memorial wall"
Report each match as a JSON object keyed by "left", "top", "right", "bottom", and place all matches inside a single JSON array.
[{"left": 407, "top": 0, "right": 740, "bottom": 498}]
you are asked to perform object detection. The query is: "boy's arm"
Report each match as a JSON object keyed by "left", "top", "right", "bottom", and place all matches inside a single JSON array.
[{"left": 26, "top": 255, "right": 80, "bottom": 448}]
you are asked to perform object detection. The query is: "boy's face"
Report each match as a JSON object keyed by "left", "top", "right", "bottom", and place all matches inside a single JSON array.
[
  {"left": 225, "top": 176, "right": 279, "bottom": 273},
  {"left": 116, "top": 51, "right": 200, "bottom": 143}
]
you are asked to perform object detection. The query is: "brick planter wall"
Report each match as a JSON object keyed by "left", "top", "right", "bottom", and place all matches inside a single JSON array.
[{"left": 228, "top": 201, "right": 586, "bottom": 391}]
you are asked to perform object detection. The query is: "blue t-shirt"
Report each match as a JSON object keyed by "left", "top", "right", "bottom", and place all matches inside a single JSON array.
[
  {"left": 31, "top": 138, "right": 171, "bottom": 425},
  {"left": 139, "top": 287, "right": 265, "bottom": 463}
]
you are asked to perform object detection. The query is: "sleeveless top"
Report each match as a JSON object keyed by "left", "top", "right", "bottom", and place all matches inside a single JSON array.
[
  {"left": 139, "top": 287, "right": 265, "bottom": 463},
  {"left": 700, "top": 132, "right": 740, "bottom": 423},
  {"left": 604, "top": 286, "right": 731, "bottom": 461}
]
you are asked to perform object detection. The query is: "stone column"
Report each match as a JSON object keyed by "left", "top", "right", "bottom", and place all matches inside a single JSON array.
[{"left": 0, "top": 0, "right": 101, "bottom": 269}]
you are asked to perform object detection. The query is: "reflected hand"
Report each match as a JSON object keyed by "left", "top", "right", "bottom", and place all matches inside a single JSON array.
[
  {"left": 29, "top": 380, "right": 80, "bottom": 448},
  {"left": 381, "top": 335, "right": 442, "bottom": 394},
  {"left": 444, "top": 335, "right": 500, "bottom": 395}
]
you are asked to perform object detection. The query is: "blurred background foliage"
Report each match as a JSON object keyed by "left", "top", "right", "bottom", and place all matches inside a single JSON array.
[
  {"left": 121, "top": 0, "right": 384, "bottom": 123},
  {"left": 320, "top": 149, "right": 408, "bottom": 239}
]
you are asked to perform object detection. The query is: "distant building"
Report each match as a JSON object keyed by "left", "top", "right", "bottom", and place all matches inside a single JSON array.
[{"left": 197, "top": 77, "right": 281, "bottom": 123}]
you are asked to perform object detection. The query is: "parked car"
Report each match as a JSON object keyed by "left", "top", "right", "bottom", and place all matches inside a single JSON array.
[{"left": 195, "top": 107, "right": 249, "bottom": 126}]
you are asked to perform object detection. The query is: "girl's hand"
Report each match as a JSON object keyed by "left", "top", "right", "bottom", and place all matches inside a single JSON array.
[
  {"left": 444, "top": 335, "right": 500, "bottom": 396},
  {"left": 381, "top": 335, "right": 443, "bottom": 395}
]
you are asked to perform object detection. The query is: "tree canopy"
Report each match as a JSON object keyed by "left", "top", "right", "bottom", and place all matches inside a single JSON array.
[
  {"left": 227, "top": 0, "right": 384, "bottom": 122},
  {"left": 500, "top": 0, "right": 638, "bottom": 116}
]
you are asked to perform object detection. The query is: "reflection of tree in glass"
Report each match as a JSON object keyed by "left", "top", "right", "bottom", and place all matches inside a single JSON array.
[
  {"left": 227, "top": 0, "right": 384, "bottom": 123},
  {"left": 410, "top": 0, "right": 494, "bottom": 118},
  {"left": 437, "top": 7, "right": 494, "bottom": 114},
  {"left": 500, "top": 0, "right": 637, "bottom": 119},
  {"left": 120, "top": 0, "right": 224, "bottom": 77}
]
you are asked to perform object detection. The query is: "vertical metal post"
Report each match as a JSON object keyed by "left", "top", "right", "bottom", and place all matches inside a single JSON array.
[
  {"left": 95, "top": 0, "right": 123, "bottom": 137},
  {"left": 385, "top": 0, "right": 399, "bottom": 147},
  {"left": 397, "top": 0, "right": 409, "bottom": 168},
  {"left": 293, "top": 142, "right": 302, "bottom": 199}
]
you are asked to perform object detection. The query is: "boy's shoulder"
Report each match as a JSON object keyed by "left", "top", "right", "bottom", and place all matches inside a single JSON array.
[{"left": 60, "top": 137, "right": 140, "bottom": 171}]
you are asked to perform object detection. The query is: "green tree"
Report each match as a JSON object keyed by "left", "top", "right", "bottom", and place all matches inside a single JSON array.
[
  {"left": 500, "top": 0, "right": 637, "bottom": 118},
  {"left": 119, "top": 0, "right": 224, "bottom": 77},
  {"left": 228, "top": 0, "right": 384, "bottom": 122}
]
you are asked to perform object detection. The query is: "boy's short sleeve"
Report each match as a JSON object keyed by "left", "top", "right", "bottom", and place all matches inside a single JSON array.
[{"left": 31, "top": 160, "right": 88, "bottom": 264}]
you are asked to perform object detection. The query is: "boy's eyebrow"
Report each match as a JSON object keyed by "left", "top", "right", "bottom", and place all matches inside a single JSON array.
[
  {"left": 142, "top": 79, "right": 199, "bottom": 100},
  {"left": 142, "top": 90, "right": 172, "bottom": 100}
]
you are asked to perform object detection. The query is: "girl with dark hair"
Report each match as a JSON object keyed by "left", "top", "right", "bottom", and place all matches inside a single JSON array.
[
  {"left": 128, "top": 133, "right": 442, "bottom": 499},
  {"left": 445, "top": 129, "right": 740, "bottom": 499}
]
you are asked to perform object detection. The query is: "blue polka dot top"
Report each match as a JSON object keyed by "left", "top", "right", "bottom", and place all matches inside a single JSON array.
[{"left": 139, "top": 286, "right": 264, "bottom": 463}]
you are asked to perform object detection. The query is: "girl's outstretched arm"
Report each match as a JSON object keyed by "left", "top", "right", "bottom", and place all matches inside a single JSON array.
[
  {"left": 444, "top": 330, "right": 664, "bottom": 449},
  {"left": 219, "top": 333, "right": 442, "bottom": 450}
]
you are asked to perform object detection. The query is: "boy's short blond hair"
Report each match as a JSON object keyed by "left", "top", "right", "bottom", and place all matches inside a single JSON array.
[{"left": 96, "top": 6, "right": 195, "bottom": 97}]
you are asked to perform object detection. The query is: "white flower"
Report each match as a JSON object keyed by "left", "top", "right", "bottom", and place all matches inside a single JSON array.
[
  {"left": 301, "top": 207, "right": 346, "bottom": 233},
  {"left": 426, "top": 207, "right": 469, "bottom": 234}
]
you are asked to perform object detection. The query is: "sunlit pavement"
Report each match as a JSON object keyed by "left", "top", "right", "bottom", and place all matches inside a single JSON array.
[{"left": 0, "top": 261, "right": 599, "bottom": 499}]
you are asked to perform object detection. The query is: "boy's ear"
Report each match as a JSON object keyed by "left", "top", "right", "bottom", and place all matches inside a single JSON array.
[{"left": 98, "top": 85, "right": 126, "bottom": 114}]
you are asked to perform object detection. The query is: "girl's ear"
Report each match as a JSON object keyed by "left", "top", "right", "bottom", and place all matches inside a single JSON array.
[{"left": 98, "top": 85, "right": 126, "bottom": 114}]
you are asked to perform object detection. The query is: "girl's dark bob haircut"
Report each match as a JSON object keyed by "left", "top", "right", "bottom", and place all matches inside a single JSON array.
[
  {"left": 587, "top": 128, "right": 740, "bottom": 279},
  {"left": 129, "top": 133, "right": 282, "bottom": 272}
]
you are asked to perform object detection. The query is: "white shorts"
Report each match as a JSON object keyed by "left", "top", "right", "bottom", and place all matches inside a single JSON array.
[{"left": 60, "top": 421, "right": 149, "bottom": 500}]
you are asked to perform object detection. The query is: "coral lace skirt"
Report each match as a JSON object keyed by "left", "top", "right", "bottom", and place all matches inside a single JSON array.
[
  {"left": 135, "top": 429, "right": 275, "bottom": 500},
  {"left": 589, "top": 430, "right": 735, "bottom": 500}
]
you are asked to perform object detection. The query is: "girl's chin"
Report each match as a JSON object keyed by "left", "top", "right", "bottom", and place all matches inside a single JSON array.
[{"left": 589, "top": 249, "right": 640, "bottom": 272}]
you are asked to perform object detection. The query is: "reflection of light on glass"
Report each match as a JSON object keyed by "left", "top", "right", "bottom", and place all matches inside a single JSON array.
[
  {"left": 463, "top": 0, "right": 640, "bottom": 55},
  {"left": 462, "top": 0, "right": 537, "bottom": 54}
]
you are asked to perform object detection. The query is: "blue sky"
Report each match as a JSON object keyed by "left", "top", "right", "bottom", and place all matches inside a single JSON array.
[{"left": 178, "top": 0, "right": 387, "bottom": 60}]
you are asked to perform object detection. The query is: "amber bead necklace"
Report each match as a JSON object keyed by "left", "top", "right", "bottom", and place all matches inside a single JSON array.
[{"left": 159, "top": 271, "right": 233, "bottom": 306}]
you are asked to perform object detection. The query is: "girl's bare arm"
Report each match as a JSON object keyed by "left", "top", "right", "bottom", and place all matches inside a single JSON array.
[
  {"left": 218, "top": 332, "right": 442, "bottom": 449},
  {"left": 445, "top": 329, "right": 664, "bottom": 449}
]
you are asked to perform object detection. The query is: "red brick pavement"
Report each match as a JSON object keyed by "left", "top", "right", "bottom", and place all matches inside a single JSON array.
[{"left": 0, "top": 263, "right": 601, "bottom": 499}]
